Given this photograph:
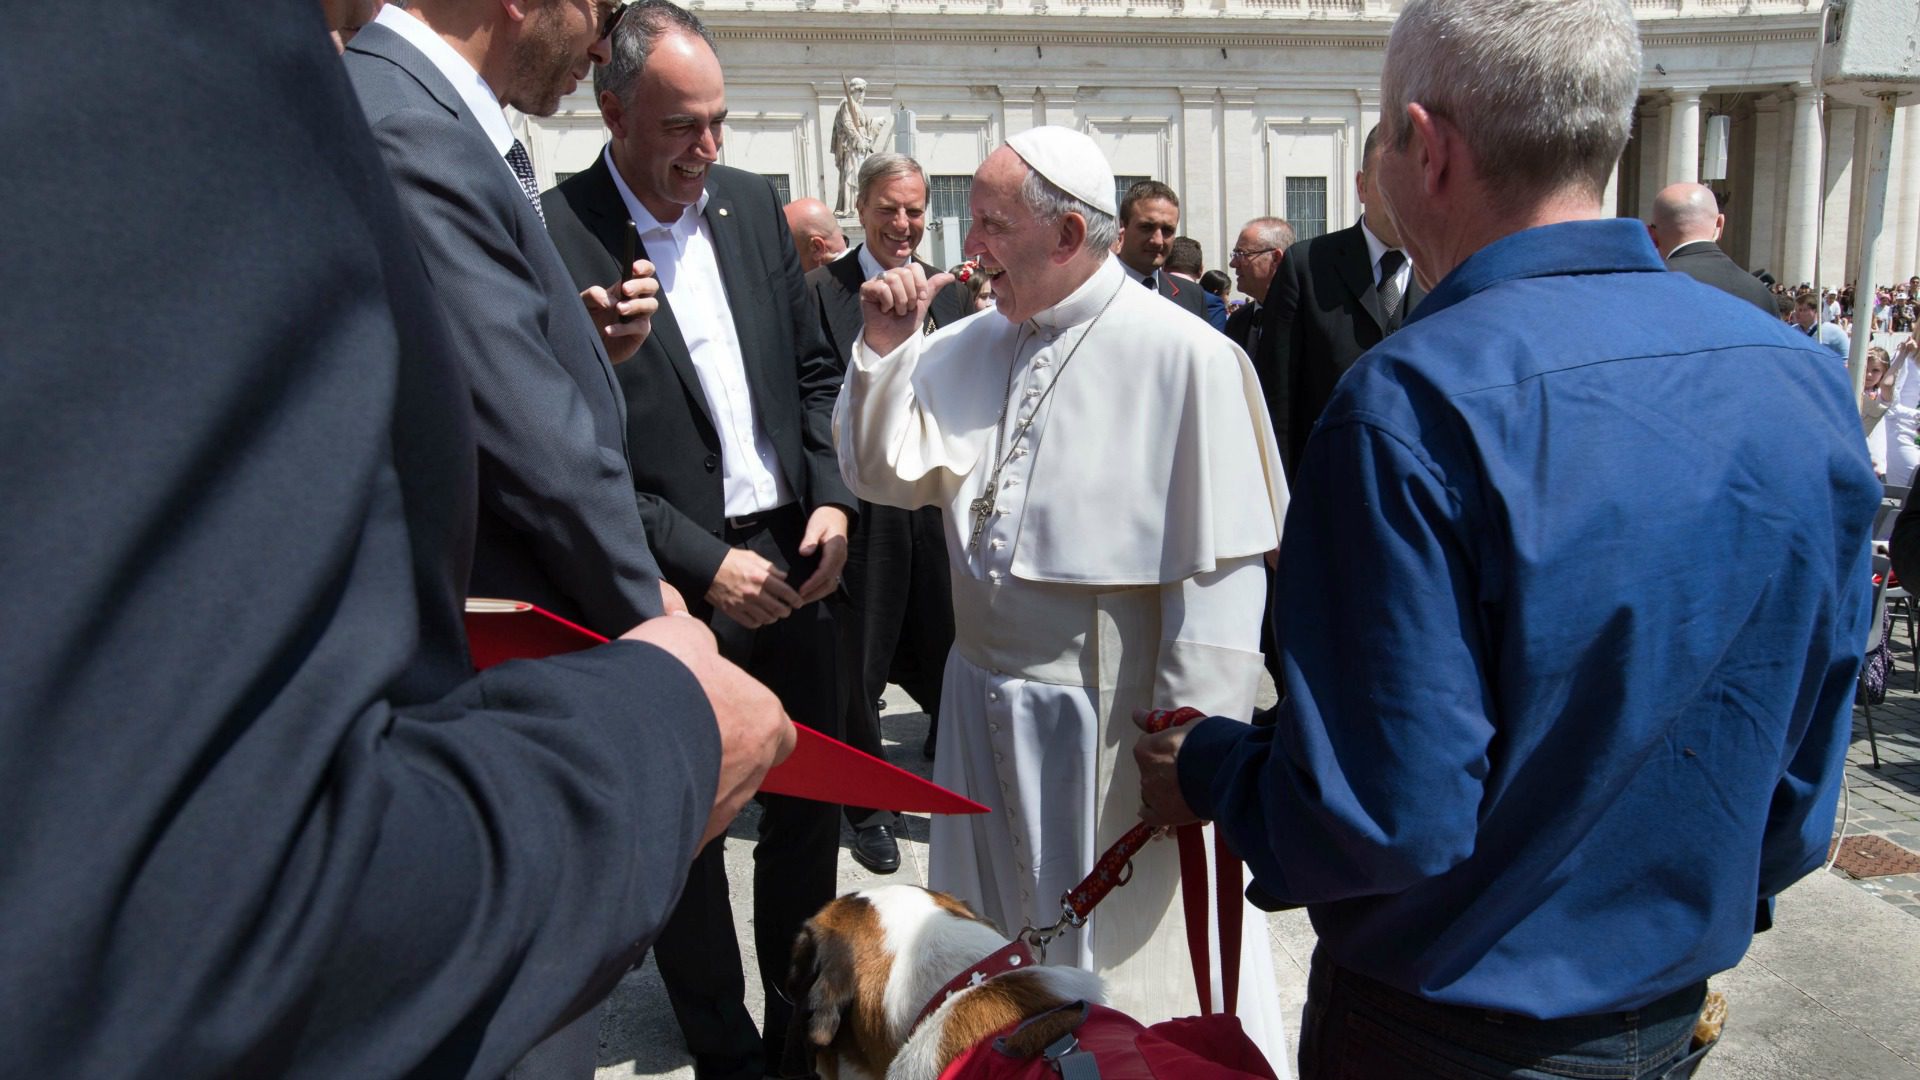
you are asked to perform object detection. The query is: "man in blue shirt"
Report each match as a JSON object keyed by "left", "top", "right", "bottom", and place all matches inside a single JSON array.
[
  {"left": 1135, "top": 0, "right": 1878, "bottom": 1076},
  {"left": 1795, "top": 294, "right": 1852, "bottom": 357}
]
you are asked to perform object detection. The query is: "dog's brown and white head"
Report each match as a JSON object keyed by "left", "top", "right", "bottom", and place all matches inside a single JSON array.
[{"left": 782, "top": 885, "right": 1103, "bottom": 1080}]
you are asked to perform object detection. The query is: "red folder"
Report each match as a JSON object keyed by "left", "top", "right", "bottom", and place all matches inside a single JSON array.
[{"left": 463, "top": 599, "right": 986, "bottom": 814}]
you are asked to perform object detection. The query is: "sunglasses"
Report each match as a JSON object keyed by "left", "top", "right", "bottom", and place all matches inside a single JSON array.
[{"left": 599, "top": 0, "right": 630, "bottom": 41}]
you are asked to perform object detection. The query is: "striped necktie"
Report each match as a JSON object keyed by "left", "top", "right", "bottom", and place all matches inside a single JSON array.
[{"left": 505, "top": 139, "right": 545, "bottom": 225}]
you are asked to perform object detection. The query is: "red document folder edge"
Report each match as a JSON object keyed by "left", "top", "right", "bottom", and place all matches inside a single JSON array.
[{"left": 463, "top": 599, "right": 986, "bottom": 815}]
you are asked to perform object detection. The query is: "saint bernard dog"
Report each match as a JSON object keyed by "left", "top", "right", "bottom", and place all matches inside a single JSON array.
[{"left": 781, "top": 885, "right": 1105, "bottom": 1080}]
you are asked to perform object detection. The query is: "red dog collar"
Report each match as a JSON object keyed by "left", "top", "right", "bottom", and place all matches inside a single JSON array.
[{"left": 911, "top": 939, "right": 1038, "bottom": 1034}]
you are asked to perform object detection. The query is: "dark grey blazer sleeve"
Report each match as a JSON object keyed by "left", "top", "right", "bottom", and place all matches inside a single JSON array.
[
  {"left": 769, "top": 193, "right": 858, "bottom": 514},
  {"left": 1260, "top": 249, "right": 1306, "bottom": 473},
  {"left": 360, "top": 87, "right": 665, "bottom": 630},
  {"left": 1, "top": 8, "right": 713, "bottom": 1075}
]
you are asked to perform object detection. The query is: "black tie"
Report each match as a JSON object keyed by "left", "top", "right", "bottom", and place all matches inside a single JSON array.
[
  {"left": 506, "top": 139, "right": 545, "bottom": 225},
  {"left": 1141, "top": 271, "right": 1156, "bottom": 289},
  {"left": 1377, "top": 249, "right": 1406, "bottom": 333}
]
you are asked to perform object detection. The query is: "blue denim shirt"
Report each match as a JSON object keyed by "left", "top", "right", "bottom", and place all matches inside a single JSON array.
[{"left": 1180, "top": 218, "right": 1879, "bottom": 1018}]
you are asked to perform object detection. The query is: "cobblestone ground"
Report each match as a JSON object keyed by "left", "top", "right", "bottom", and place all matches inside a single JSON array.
[{"left": 1838, "top": 625, "right": 1920, "bottom": 918}]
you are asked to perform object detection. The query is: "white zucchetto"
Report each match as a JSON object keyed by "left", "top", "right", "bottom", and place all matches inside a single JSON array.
[{"left": 1004, "top": 127, "right": 1119, "bottom": 217}]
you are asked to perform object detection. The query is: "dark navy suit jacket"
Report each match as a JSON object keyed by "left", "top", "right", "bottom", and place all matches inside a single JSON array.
[{"left": 0, "top": 5, "right": 715, "bottom": 1074}]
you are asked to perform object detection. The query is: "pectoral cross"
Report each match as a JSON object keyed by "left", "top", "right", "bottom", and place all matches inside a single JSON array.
[{"left": 967, "top": 491, "right": 996, "bottom": 554}]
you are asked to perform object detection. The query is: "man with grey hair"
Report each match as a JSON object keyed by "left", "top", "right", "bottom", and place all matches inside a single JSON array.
[
  {"left": 1649, "top": 181, "right": 1776, "bottom": 314},
  {"left": 837, "top": 126, "right": 1293, "bottom": 1060},
  {"left": 806, "top": 151, "right": 969, "bottom": 874},
  {"left": 1137, "top": 1, "right": 1875, "bottom": 1077},
  {"left": 1224, "top": 215, "right": 1294, "bottom": 353}
]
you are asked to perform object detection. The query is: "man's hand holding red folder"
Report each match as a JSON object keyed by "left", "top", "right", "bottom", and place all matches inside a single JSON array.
[{"left": 622, "top": 614, "right": 796, "bottom": 845}]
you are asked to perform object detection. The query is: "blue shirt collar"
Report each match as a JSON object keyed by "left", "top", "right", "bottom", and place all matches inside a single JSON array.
[{"left": 1408, "top": 219, "right": 1664, "bottom": 329}]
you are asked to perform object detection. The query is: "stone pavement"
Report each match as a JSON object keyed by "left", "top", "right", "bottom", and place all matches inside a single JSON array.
[{"left": 593, "top": 683, "right": 1920, "bottom": 1079}]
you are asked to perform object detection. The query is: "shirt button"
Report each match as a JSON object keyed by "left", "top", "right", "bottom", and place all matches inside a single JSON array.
[
  {"left": 988, "top": 569, "right": 1002, "bottom": 580},
  {"left": 988, "top": 690, "right": 1000, "bottom": 701},
  {"left": 989, "top": 722, "right": 1001, "bottom": 732}
]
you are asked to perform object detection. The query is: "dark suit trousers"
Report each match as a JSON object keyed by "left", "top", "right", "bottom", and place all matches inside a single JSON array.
[
  {"left": 839, "top": 502, "right": 955, "bottom": 830},
  {"left": 653, "top": 503, "right": 844, "bottom": 1079}
]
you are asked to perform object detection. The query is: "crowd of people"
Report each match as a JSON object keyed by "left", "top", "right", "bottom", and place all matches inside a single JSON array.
[{"left": 0, "top": 1, "right": 1888, "bottom": 1079}]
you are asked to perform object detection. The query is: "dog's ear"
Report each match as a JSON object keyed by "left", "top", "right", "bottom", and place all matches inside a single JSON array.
[{"left": 780, "top": 923, "right": 858, "bottom": 1074}]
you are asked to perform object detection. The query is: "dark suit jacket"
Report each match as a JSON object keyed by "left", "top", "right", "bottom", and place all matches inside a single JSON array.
[
  {"left": 1157, "top": 269, "right": 1214, "bottom": 322},
  {"left": 543, "top": 155, "right": 854, "bottom": 596},
  {"left": 1666, "top": 240, "right": 1777, "bottom": 315},
  {"left": 1257, "top": 220, "right": 1425, "bottom": 473},
  {"left": 805, "top": 245, "right": 970, "bottom": 363},
  {"left": 1225, "top": 301, "right": 1260, "bottom": 354},
  {"left": 1, "top": 5, "right": 714, "bottom": 1075},
  {"left": 344, "top": 22, "right": 664, "bottom": 634}
]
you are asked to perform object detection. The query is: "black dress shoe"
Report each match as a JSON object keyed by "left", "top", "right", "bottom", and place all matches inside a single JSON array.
[{"left": 850, "top": 823, "right": 900, "bottom": 874}]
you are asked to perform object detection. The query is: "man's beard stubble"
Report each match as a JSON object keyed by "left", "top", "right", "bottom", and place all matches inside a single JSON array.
[{"left": 506, "top": 3, "right": 578, "bottom": 118}]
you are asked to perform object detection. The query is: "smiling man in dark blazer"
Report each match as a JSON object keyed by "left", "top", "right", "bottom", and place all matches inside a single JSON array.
[
  {"left": 805, "top": 151, "right": 968, "bottom": 873},
  {"left": 1258, "top": 124, "right": 1424, "bottom": 476},
  {"left": 542, "top": 3, "right": 850, "bottom": 1075}
]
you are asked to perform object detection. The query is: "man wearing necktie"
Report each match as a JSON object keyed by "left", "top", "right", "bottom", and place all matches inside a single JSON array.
[
  {"left": 1226, "top": 216, "right": 1297, "bottom": 357},
  {"left": 1255, "top": 123, "right": 1425, "bottom": 478},
  {"left": 1113, "top": 180, "right": 1216, "bottom": 323},
  {"left": 344, "top": 0, "right": 675, "bottom": 648}
]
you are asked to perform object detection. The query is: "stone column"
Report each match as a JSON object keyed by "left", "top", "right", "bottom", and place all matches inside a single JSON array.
[
  {"left": 1635, "top": 99, "right": 1667, "bottom": 219},
  {"left": 1748, "top": 96, "right": 1782, "bottom": 276},
  {"left": 1894, "top": 106, "right": 1920, "bottom": 281},
  {"left": 1782, "top": 85, "right": 1823, "bottom": 288},
  {"left": 1179, "top": 87, "right": 1223, "bottom": 265},
  {"left": 998, "top": 85, "right": 1042, "bottom": 138},
  {"left": 1356, "top": 88, "right": 1381, "bottom": 158},
  {"left": 1665, "top": 87, "right": 1705, "bottom": 185},
  {"left": 1222, "top": 87, "right": 1259, "bottom": 226},
  {"left": 1040, "top": 85, "right": 1079, "bottom": 131}
]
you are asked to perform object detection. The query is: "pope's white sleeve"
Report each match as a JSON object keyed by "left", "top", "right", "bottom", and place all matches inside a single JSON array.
[
  {"left": 832, "top": 332, "right": 965, "bottom": 511},
  {"left": 1152, "top": 554, "right": 1269, "bottom": 720}
]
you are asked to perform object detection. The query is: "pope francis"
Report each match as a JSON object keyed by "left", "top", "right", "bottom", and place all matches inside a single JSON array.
[{"left": 833, "top": 127, "right": 1291, "bottom": 1065}]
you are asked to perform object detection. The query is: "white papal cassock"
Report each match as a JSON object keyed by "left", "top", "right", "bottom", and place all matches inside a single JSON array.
[{"left": 833, "top": 255, "right": 1293, "bottom": 1067}]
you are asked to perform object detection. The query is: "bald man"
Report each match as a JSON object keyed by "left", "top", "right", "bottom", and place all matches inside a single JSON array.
[
  {"left": 785, "top": 196, "right": 847, "bottom": 273},
  {"left": 1648, "top": 182, "right": 1775, "bottom": 314}
]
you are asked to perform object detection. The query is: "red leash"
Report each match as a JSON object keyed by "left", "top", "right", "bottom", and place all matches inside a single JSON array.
[{"left": 1020, "top": 706, "right": 1244, "bottom": 1016}]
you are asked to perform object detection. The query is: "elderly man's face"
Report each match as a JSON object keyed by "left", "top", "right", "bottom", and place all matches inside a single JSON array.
[
  {"left": 607, "top": 29, "right": 727, "bottom": 221},
  {"left": 1229, "top": 224, "right": 1280, "bottom": 300},
  {"left": 858, "top": 172, "right": 929, "bottom": 271},
  {"left": 963, "top": 147, "right": 1070, "bottom": 324}
]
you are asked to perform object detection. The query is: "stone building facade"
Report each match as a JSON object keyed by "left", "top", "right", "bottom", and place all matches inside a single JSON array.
[{"left": 516, "top": 0, "right": 1920, "bottom": 295}]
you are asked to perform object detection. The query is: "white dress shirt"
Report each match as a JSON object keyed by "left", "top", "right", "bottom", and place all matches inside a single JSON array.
[
  {"left": 855, "top": 243, "right": 888, "bottom": 283},
  {"left": 606, "top": 148, "right": 792, "bottom": 517},
  {"left": 1359, "top": 218, "right": 1414, "bottom": 296},
  {"left": 374, "top": 6, "right": 515, "bottom": 158}
]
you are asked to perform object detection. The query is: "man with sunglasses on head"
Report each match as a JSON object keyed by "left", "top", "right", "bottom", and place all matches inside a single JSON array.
[
  {"left": 345, "top": 1, "right": 693, "bottom": 1076},
  {"left": 346, "top": 0, "right": 677, "bottom": 651}
]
